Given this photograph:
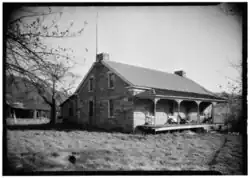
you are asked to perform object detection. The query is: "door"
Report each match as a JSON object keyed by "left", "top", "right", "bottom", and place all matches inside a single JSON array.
[{"left": 88, "top": 100, "right": 94, "bottom": 125}]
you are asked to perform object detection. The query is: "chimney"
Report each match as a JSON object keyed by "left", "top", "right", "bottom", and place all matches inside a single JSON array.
[
  {"left": 96, "top": 53, "right": 109, "bottom": 62},
  {"left": 174, "top": 70, "right": 186, "bottom": 77}
]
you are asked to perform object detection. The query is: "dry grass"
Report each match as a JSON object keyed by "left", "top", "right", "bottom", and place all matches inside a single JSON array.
[
  {"left": 6, "top": 117, "right": 50, "bottom": 125},
  {"left": 6, "top": 124, "right": 244, "bottom": 174}
]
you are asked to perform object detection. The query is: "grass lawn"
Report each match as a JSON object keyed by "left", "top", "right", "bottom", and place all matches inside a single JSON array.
[{"left": 6, "top": 120, "right": 244, "bottom": 174}]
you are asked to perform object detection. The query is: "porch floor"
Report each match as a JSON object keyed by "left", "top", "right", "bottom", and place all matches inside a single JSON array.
[{"left": 137, "top": 123, "right": 216, "bottom": 133}]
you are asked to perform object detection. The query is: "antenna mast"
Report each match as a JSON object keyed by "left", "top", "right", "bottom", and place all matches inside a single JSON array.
[{"left": 96, "top": 11, "right": 98, "bottom": 56}]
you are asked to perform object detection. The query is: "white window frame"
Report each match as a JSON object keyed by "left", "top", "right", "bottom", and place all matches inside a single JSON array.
[
  {"left": 88, "top": 76, "right": 94, "bottom": 92},
  {"left": 108, "top": 99, "right": 114, "bottom": 118},
  {"left": 107, "top": 72, "right": 115, "bottom": 89}
]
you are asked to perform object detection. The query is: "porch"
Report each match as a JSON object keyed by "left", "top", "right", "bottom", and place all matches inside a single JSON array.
[{"left": 132, "top": 88, "right": 224, "bottom": 132}]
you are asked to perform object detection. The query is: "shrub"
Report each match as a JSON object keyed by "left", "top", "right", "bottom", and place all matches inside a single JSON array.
[{"left": 224, "top": 97, "right": 244, "bottom": 134}]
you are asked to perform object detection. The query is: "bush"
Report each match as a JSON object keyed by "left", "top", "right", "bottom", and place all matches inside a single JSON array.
[
  {"left": 226, "top": 115, "right": 245, "bottom": 134},
  {"left": 224, "top": 98, "right": 245, "bottom": 134}
]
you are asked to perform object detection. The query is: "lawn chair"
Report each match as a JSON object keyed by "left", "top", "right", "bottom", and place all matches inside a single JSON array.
[
  {"left": 167, "top": 114, "right": 178, "bottom": 124},
  {"left": 145, "top": 112, "right": 155, "bottom": 125}
]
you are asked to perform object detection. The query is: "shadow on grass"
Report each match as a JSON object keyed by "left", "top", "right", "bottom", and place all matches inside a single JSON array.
[
  {"left": 6, "top": 122, "right": 130, "bottom": 134},
  {"left": 5, "top": 148, "right": 224, "bottom": 174},
  {"left": 208, "top": 136, "right": 228, "bottom": 167},
  {"left": 6, "top": 123, "right": 81, "bottom": 131}
]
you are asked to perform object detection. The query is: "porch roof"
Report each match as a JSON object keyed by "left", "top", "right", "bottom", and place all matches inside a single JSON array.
[
  {"left": 6, "top": 100, "right": 50, "bottom": 110},
  {"left": 135, "top": 88, "right": 226, "bottom": 102}
]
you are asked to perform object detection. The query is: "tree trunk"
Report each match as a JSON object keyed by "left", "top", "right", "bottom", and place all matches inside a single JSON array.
[
  {"left": 50, "top": 80, "right": 57, "bottom": 125},
  {"left": 50, "top": 97, "right": 56, "bottom": 124}
]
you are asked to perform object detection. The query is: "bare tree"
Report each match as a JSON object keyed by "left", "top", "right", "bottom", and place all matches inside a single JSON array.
[
  {"left": 5, "top": 6, "right": 86, "bottom": 124},
  {"left": 216, "top": 3, "right": 244, "bottom": 133}
]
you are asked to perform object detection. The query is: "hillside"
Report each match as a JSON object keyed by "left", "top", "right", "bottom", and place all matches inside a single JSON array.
[{"left": 5, "top": 75, "right": 68, "bottom": 110}]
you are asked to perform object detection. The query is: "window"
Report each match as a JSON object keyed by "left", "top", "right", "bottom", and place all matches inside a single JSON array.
[
  {"left": 108, "top": 100, "right": 114, "bottom": 118},
  {"left": 88, "top": 77, "right": 94, "bottom": 91},
  {"left": 88, "top": 100, "right": 94, "bottom": 117},
  {"left": 108, "top": 72, "right": 115, "bottom": 89}
]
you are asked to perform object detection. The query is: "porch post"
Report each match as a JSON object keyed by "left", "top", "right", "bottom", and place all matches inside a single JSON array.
[
  {"left": 33, "top": 110, "right": 37, "bottom": 119},
  {"left": 195, "top": 101, "right": 201, "bottom": 124},
  {"left": 175, "top": 99, "right": 183, "bottom": 124},
  {"left": 212, "top": 102, "right": 217, "bottom": 124},
  {"left": 154, "top": 98, "right": 159, "bottom": 126},
  {"left": 13, "top": 110, "right": 16, "bottom": 124}
]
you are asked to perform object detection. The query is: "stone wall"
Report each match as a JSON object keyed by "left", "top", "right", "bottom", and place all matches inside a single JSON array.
[
  {"left": 77, "top": 64, "right": 96, "bottom": 126},
  {"left": 76, "top": 61, "right": 134, "bottom": 132},
  {"left": 94, "top": 63, "right": 134, "bottom": 132}
]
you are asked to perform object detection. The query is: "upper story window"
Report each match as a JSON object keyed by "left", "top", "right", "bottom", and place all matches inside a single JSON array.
[
  {"left": 108, "top": 72, "right": 115, "bottom": 89},
  {"left": 88, "top": 77, "right": 94, "bottom": 91}
]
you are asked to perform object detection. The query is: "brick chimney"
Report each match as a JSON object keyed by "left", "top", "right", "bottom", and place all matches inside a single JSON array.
[
  {"left": 96, "top": 53, "right": 109, "bottom": 62},
  {"left": 174, "top": 70, "right": 186, "bottom": 77}
]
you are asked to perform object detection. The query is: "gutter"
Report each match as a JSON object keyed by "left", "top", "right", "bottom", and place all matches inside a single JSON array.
[{"left": 154, "top": 94, "right": 227, "bottom": 103}]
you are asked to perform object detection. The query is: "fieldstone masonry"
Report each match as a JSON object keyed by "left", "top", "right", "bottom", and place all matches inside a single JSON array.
[{"left": 61, "top": 56, "right": 135, "bottom": 132}]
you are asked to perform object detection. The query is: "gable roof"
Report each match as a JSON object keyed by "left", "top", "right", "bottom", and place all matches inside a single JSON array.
[{"left": 102, "top": 60, "right": 223, "bottom": 100}]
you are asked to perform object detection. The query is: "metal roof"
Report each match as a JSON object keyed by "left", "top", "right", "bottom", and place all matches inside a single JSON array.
[
  {"left": 103, "top": 60, "right": 224, "bottom": 100},
  {"left": 6, "top": 100, "right": 50, "bottom": 110}
]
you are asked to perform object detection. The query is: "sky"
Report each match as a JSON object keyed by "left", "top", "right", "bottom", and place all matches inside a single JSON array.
[{"left": 45, "top": 5, "right": 242, "bottom": 94}]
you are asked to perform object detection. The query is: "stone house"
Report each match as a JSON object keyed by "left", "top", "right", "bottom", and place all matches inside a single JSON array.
[{"left": 60, "top": 53, "right": 226, "bottom": 132}]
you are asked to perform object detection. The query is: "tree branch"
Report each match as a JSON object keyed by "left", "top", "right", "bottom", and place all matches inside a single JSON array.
[{"left": 9, "top": 11, "right": 62, "bottom": 26}]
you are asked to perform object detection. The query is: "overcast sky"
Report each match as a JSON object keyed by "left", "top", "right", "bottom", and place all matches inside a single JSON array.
[{"left": 45, "top": 5, "right": 242, "bottom": 93}]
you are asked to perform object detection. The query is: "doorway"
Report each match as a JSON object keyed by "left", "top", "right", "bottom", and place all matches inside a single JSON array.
[{"left": 88, "top": 100, "right": 94, "bottom": 125}]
